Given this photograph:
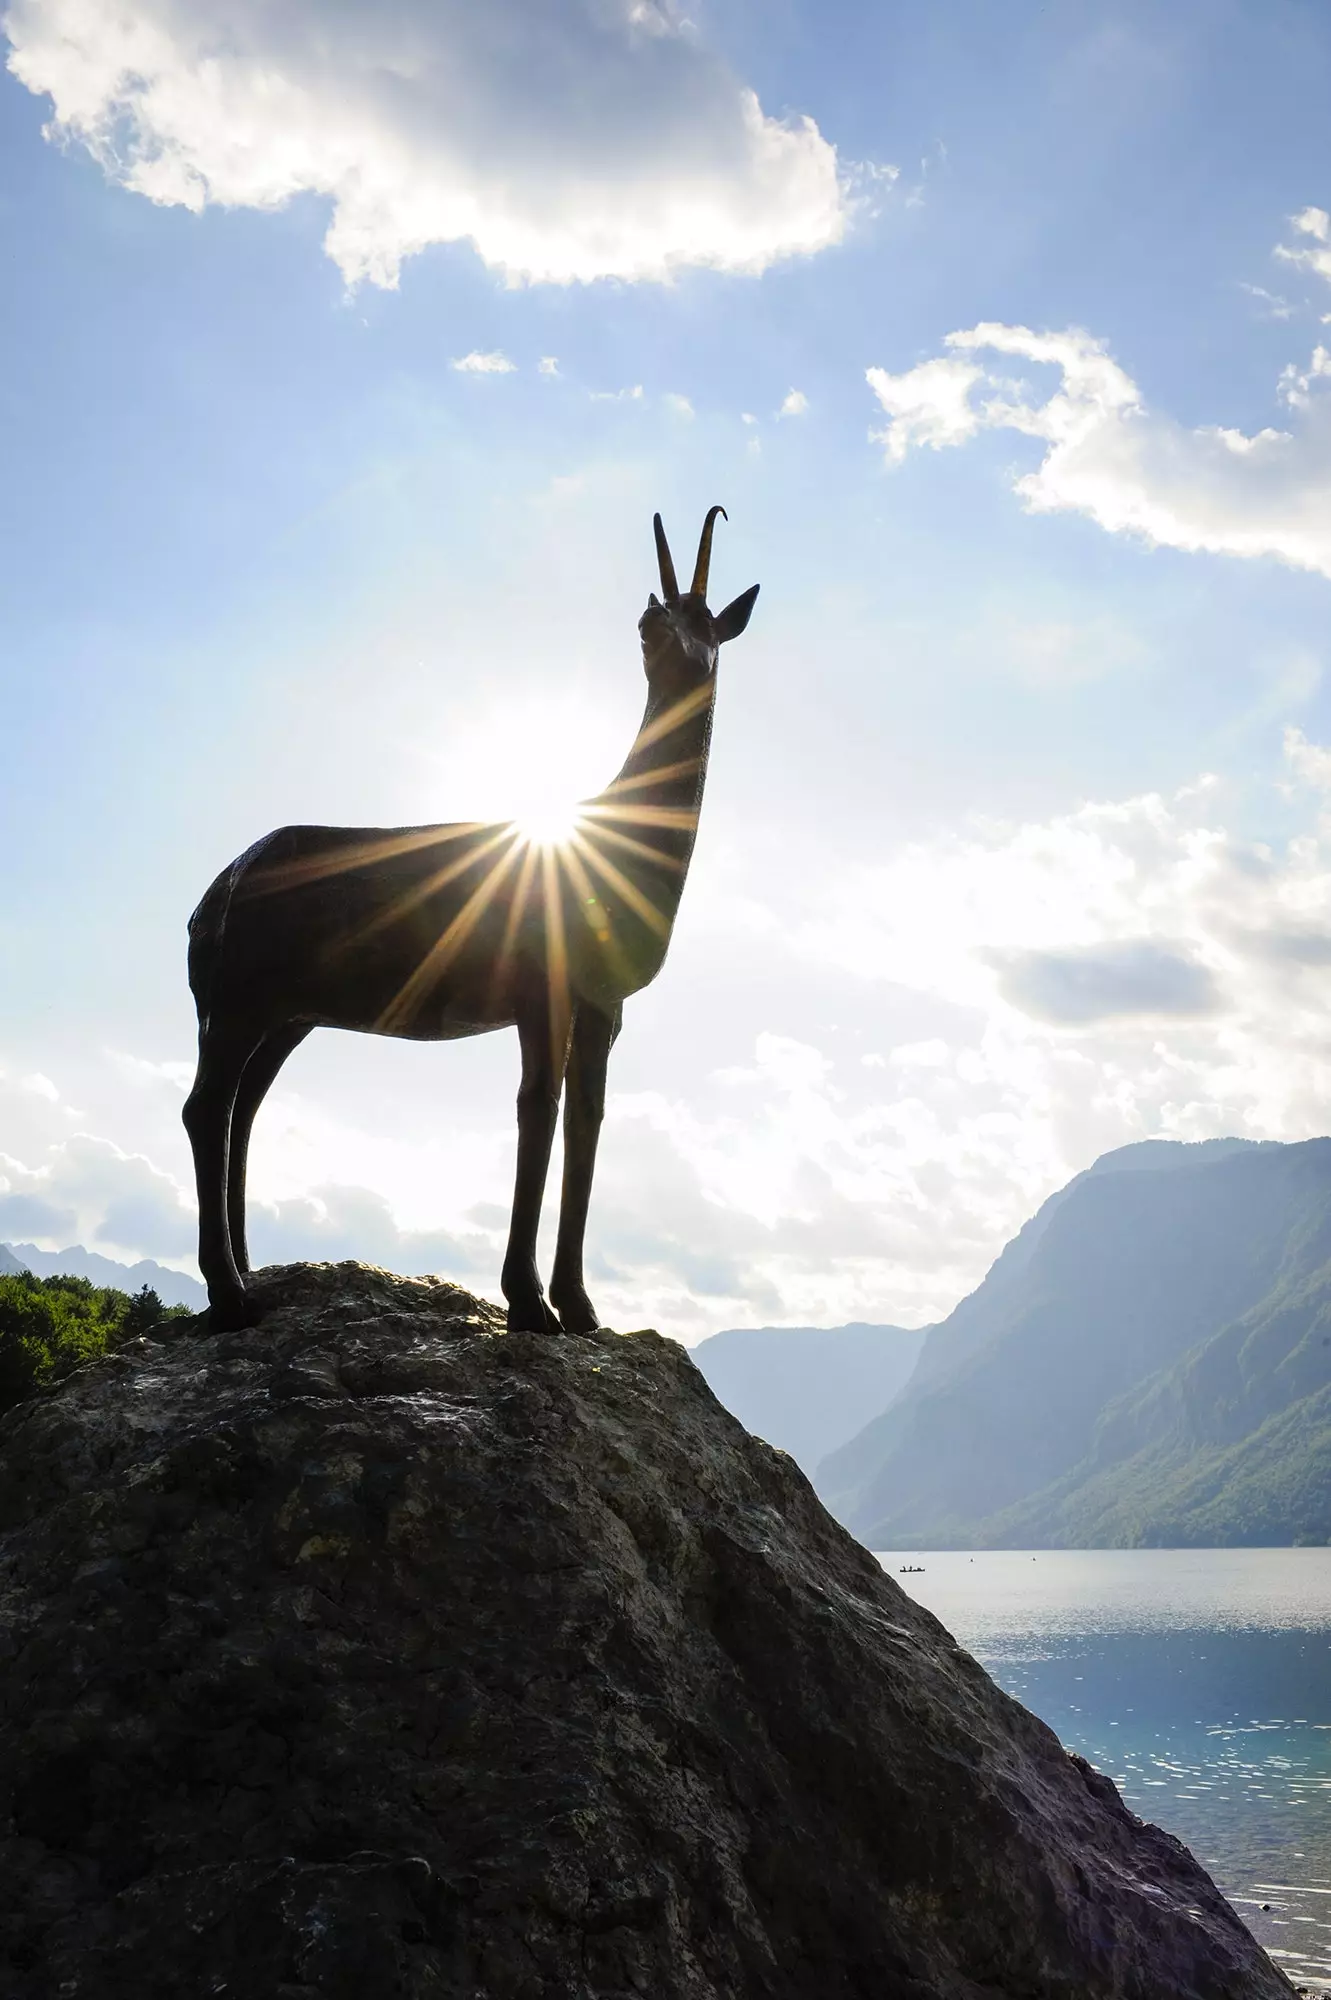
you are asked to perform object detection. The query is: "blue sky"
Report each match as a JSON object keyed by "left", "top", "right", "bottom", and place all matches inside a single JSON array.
[{"left": 7, "top": 0, "right": 1331, "bottom": 1334}]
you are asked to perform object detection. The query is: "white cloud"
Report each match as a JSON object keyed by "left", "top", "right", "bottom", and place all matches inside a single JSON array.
[
  {"left": 867, "top": 319, "right": 1331, "bottom": 578},
  {"left": 537, "top": 356, "right": 559, "bottom": 377},
  {"left": 247, "top": 1182, "right": 492, "bottom": 1278},
  {"left": 5, "top": 0, "right": 851, "bottom": 287},
  {"left": 0, "top": 1130, "right": 197, "bottom": 1260},
  {"left": 590, "top": 383, "right": 644, "bottom": 403},
  {"left": 578, "top": 734, "right": 1331, "bottom": 1322},
  {"left": 654, "top": 739, "right": 1330, "bottom": 1316},
  {"left": 889, "top": 1040, "right": 949, "bottom": 1070},
  {"left": 1274, "top": 205, "right": 1331, "bottom": 286},
  {"left": 1278, "top": 344, "right": 1331, "bottom": 409},
  {"left": 1238, "top": 281, "right": 1293, "bottom": 322},
  {"left": 866, "top": 352, "right": 986, "bottom": 461},
  {"left": 778, "top": 388, "right": 809, "bottom": 417},
  {"left": 451, "top": 350, "right": 516, "bottom": 374},
  {"left": 1283, "top": 722, "right": 1331, "bottom": 789},
  {"left": 663, "top": 391, "right": 694, "bottom": 419},
  {"left": 843, "top": 157, "right": 899, "bottom": 219},
  {"left": 109, "top": 1050, "right": 195, "bottom": 1090},
  {"left": 0, "top": 1109, "right": 493, "bottom": 1284},
  {"left": 803, "top": 731, "right": 1331, "bottom": 1107}
]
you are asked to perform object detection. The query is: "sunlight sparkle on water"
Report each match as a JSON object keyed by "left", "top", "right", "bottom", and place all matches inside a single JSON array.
[{"left": 881, "top": 1550, "right": 1331, "bottom": 1994}]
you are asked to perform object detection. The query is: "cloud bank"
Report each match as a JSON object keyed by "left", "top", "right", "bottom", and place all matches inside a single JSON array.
[
  {"left": 12, "top": 733, "right": 1331, "bottom": 1333},
  {"left": 5, "top": 0, "right": 850, "bottom": 286},
  {"left": 867, "top": 319, "right": 1331, "bottom": 577},
  {"left": 990, "top": 940, "right": 1220, "bottom": 1027},
  {"left": 579, "top": 730, "right": 1331, "bottom": 1322},
  {"left": 0, "top": 1129, "right": 197, "bottom": 1262}
]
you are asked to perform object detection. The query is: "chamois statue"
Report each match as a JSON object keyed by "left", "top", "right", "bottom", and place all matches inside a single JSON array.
[{"left": 183, "top": 509, "right": 759, "bottom": 1334}]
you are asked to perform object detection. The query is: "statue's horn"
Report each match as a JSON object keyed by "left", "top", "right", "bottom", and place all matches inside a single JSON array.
[
  {"left": 653, "top": 514, "right": 680, "bottom": 603},
  {"left": 691, "top": 505, "right": 728, "bottom": 599}
]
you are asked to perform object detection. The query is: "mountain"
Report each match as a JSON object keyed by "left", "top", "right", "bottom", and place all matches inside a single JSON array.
[
  {"left": 988, "top": 1252, "right": 1331, "bottom": 1548},
  {"left": 1, "top": 1242, "right": 207, "bottom": 1311},
  {"left": 689, "top": 1321, "right": 928, "bottom": 1477},
  {"left": 817, "top": 1138, "right": 1331, "bottom": 1549},
  {"left": 0, "top": 1259, "right": 1285, "bottom": 1997}
]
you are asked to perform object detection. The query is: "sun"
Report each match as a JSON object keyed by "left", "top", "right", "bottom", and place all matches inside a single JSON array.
[
  {"left": 425, "top": 691, "right": 622, "bottom": 849},
  {"left": 514, "top": 800, "right": 584, "bottom": 848}
]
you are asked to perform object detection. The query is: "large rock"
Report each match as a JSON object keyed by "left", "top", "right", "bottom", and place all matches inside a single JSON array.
[{"left": 0, "top": 1263, "right": 1292, "bottom": 1999}]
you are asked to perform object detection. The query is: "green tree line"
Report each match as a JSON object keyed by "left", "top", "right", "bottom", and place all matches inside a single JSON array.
[{"left": 0, "top": 1270, "right": 192, "bottom": 1417}]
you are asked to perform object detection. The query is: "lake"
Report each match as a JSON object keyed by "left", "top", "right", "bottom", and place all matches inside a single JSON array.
[{"left": 879, "top": 1548, "right": 1331, "bottom": 1996}]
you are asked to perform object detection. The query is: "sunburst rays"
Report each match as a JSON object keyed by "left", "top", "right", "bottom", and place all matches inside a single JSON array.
[
  {"left": 375, "top": 832, "right": 526, "bottom": 1033},
  {"left": 240, "top": 821, "right": 493, "bottom": 897},
  {"left": 242, "top": 693, "right": 708, "bottom": 1043},
  {"left": 377, "top": 734, "right": 698, "bottom": 1031}
]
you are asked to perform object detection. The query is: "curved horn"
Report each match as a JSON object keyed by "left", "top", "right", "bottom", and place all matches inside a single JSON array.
[
  {"left": 691, "top": 504, "right": 728, "bottom": 599},
  {"left": 653, "top": 513, "right": 680, "bottom": 603}
]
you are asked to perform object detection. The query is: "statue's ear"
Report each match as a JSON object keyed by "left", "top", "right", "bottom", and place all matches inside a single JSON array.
[{"left": 714, "top": 584, "right": 759, "bottom": 644}]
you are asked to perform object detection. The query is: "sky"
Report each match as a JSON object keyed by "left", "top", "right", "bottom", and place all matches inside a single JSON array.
[{"left": 8, "top": 0, "right": 1331, "bottom": 1337}]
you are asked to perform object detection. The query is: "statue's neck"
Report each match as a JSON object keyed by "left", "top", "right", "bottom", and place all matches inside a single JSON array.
[{"left": 590, "top": 678, "right": 717, "bottom": 876}]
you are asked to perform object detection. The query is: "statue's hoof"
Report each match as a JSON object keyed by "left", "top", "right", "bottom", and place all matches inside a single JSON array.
[
  {"left": 506, "top": 1298, "right": 564, "bottom": 1336},
  {"left": 555, "top": 1308, "right": 600, "bottom": 1338},
  {"left": 207, "top": 1284, "right": 256, "bottom": 1333}
]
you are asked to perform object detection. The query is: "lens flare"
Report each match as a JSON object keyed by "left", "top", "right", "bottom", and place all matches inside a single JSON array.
[{"left": 514, "top": 802, "right": 584, "bottom": 848}]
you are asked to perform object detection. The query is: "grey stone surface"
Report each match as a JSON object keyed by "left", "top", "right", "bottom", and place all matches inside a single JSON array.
[{"left": 0, "top": 1262, "right": 1293, "bottom": 1998}]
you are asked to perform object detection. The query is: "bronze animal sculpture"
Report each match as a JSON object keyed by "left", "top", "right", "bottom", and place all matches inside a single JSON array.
[{"left": 183, "top": 509, "right": 759, "bottom": 1334}]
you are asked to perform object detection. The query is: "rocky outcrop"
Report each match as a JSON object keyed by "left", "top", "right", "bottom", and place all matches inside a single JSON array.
[{"left": 0, "top": 1262, "right": 1292, "bottom": 1998}]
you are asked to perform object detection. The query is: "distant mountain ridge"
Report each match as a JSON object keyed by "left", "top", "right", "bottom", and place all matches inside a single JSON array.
[
  {"left": 689, "top": 1321, "right": 929, "bottom": 1478},
  {"left": 817, "top": 1137, "right": 1331, "bottom": 1548},
  {"left": 0, "top": 1243, "right": 206, "bottom": 1310},
  {"left": 902, "top": 1136, "right": 1269, "bottom": 1400}
]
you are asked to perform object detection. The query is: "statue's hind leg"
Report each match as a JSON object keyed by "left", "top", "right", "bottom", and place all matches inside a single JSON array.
[
  {"left": 502, "top": 995, "right": 571, "bottom": 1334},
  {"left": 183, "top": 1019, "right": 265, "bottom": 1331},
  {"left": 226, "top": 1024, "right": 311, "bottom": 1274}
]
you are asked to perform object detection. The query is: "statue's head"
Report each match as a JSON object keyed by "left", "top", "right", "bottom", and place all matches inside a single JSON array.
[{"left": 639, "top": 507, "right": 759, "bottom": 696}]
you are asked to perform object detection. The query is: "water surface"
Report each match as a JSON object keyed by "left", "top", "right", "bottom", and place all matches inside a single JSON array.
[{"left": 879, "top": 1549, "right": 1331, "bottom": 1994}]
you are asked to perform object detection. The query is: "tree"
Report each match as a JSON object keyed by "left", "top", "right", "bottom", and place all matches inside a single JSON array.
[{"left": 0, "top": 1272, "right": 192, "bottom": 1418}]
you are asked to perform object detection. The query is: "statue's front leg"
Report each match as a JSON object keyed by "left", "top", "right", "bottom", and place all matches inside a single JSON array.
[
  {"left": 550, "top": 1004, "right": 618, "bottom": 1335},
  {"left": 502, "top": 1002, "right": 569, "bottom": 1334}
]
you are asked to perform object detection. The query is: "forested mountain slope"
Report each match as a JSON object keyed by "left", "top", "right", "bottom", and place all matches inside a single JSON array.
[{"left": 817, "top": 1138, "right": 1331, "bottom": 1548}]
